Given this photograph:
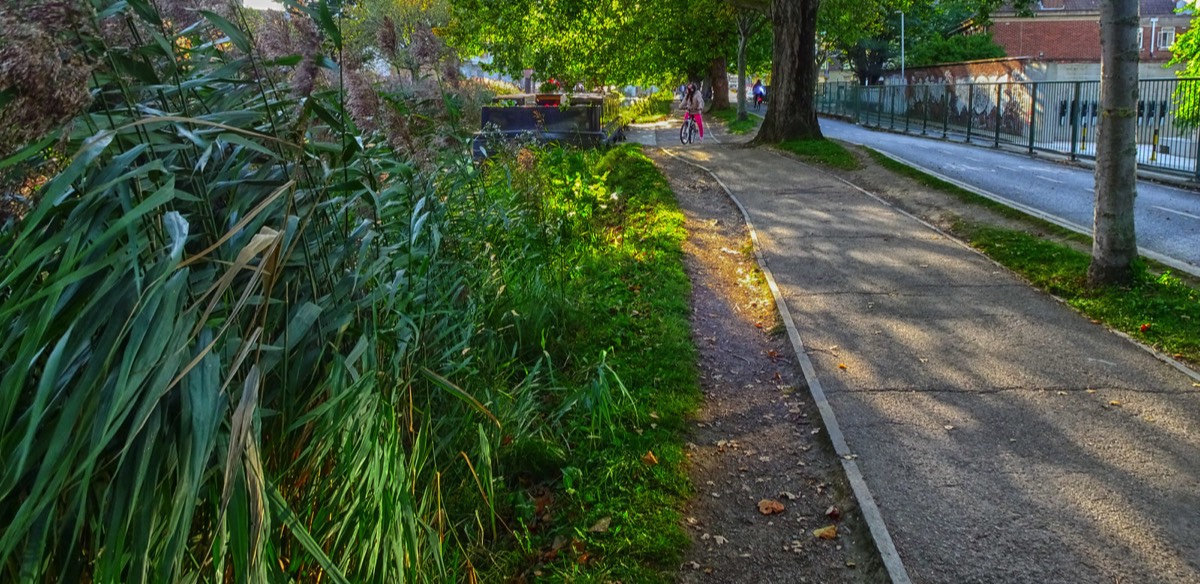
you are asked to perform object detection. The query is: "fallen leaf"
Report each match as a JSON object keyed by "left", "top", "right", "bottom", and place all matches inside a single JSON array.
[
  {"left": 779, "top": 491, "right": 799, "bottom": 500},
  {"left": 641, "top": 451, "right": 659, "bottom": 465},
  {"left": 1140, "top": 323, "right": 1152, "bottom": 332},
  {"left": 758, "top": 499, "right": 786, "bottom": 515},
  {"left": 589, "top": 517, "right": 612, "bottom": 533},
  {"left": 813, "top": 525, "right": 838, "bottom": 540},
  {"left": 755, "top": 322, "right": 764, "bottom": 329},
  {"left": 1109, "top": 400, "right": 1122, "bottom": 407},
  {"left": 714, "top": 535, "right": 729, "bottom": 545},
  {"left": 943, "top": 425, "right": 955, "bottom": 431},
  {"left": 825, "top": 505, "right": 842, "bottom": 521},
  {"left": 837, "top": 363, "right": 847, "bottom": 370}
]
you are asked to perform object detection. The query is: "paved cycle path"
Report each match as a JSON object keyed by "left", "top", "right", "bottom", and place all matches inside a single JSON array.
[{"left": 657, "top": 131, "right": 1200, "bottom": 583}]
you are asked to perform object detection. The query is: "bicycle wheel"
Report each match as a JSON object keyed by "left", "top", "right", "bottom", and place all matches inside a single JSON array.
[
  {"left": 680, "top": 119, "right": 692, "bottom": 144},
  {"left": 688, "top": 121, "right": 697, "bottom": 144}
]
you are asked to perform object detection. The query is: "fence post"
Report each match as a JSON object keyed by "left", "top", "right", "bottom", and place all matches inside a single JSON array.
[
  {"left": 855, "top": 84, "right": 862, "bottom": 124},
  {"left": 904, "top": 85, "right": 911, "bottom": 133},
  {"left": 994, "top": 84, "right": 1003, "bottom": 147},
  {"left": 890, "top": 86, "right": 897, "bottom": 130},
  {"left": 921, "top": 85, "right": 929, "bottom": 135},
  {"left": 1027, "top": 83, "right": 1038, "bottom": 154},
  {"left": 1070, "top": 81, "right": 1082, "bottom": 161},
  {"left": 877, "top": 86, "right": 885, "bottom": 127},
  {"left": 942, "top": 89, "right": 949, "bottom": 137},
  {"left": 966, "top": 85, "right": 974, "bottom": 142}
]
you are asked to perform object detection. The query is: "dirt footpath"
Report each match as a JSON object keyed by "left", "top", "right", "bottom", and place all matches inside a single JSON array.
[{"left": 650, "top": 150, "right": 884, "bottom": 584}]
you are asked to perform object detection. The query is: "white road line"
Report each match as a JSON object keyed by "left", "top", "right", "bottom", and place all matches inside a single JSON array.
[
  {"left": 998, "top": 165, "right": 1018, "bottom": 172},
  {"left": 1153, "top": 205, "right": 1200, "bottom": 220},
  {"left": 1037, "top": 175, "right": 1065, "bottom": 184}
]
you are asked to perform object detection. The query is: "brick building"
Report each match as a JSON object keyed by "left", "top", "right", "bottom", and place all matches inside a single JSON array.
[{"left": 989, "top": 0, "right": 1192, "bottom": 79}]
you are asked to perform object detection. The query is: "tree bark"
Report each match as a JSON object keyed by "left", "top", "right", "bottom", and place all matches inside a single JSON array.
[
  {"left": 735, "top": 11, "right": 765, "bottom": 122},
  {"left": 1089, "top": 0, "right": 1140, "bottom": 287},
  {"left": 709, "top": 57, "right": 731, "bottom": 110},
  {"left": 737, "top": 32, "right": 749, "bottom": 120},
  {"left": 753, "top": 0, "right": 822, "bottom": 143}
]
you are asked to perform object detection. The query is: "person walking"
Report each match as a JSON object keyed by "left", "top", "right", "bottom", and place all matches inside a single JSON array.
[{"left": 681, "top": 82, "right": 705, "bottom": 142}]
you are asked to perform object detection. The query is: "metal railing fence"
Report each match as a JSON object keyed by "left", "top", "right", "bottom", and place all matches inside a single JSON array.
[{"left": 816, "top": 78, "right": 1200, "bottom": 178}]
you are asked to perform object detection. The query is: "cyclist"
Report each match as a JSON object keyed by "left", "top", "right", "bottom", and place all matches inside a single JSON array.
[
  {"left": 752, "top": 79, "right": 766, "bottom": 109},
  {"left": 681, "top": 82, "right": 705, "bottom": 142}
]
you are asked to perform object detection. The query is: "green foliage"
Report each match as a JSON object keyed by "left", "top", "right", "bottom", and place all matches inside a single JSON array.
[
  {"left": 907, "top": 32, "right": 1006, "bottom": 67},
  {"left": 445, "top": 0, "right": 737, "bottom": 86},
  {"left": 821, "top": 0, "right": 1022, "bottom": 82},
  {"left": 776, "top": 139, "right": 860, "bottom": 170},
  {"left": 1169, "top": 14, "right": 1200, "bottom": 127},
  {"left": 0, "top": 1, "right": 700, "bottom": 583}
]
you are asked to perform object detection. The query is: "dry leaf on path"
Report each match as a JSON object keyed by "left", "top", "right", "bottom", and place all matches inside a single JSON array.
[
  {"left": 1109, "top": 400, "right": 1123, "bottom": 407},
  {"left": 837, "top": 363, "right": 847, "bottom": 370},
  {"left": 714, "top": 535, "right": 729, "bottom": 545},
  {"left": 758, "top": 499, "right": 785, "bottom": 515},
  {"left": 825, "top": 505, "right": 842, "bottom": 521},
  {"left": 813, "top": 525, "right": 838, "bottom": 540},
  {"left": 641, "top": 450, "right": 659, "bottom": 465},
  {"left": 589, "top": 517, "right": 611, "bottom": 533}
]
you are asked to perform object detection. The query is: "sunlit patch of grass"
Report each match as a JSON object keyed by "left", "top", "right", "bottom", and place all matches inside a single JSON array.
[
  {"left": 481, "top": 144, "right": 701, "bottom": 582},
  {"left": 776, "top": 139, "right": 859, "bottom": 170},
  {"left": 708, "top": 107, "right": 757, "bottom": 134}
]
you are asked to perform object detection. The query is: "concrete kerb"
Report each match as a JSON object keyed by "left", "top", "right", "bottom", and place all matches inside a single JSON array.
[{"left": 659, "top": 147, "right": 913, "bottom": 584}]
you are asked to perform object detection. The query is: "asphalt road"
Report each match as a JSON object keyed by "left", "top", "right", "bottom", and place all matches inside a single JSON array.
[{"left": 818, "top": 117, "right": 1200, "bottom": 276}]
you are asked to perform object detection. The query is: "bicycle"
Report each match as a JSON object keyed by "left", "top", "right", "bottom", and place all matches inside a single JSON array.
[
  {"left": 679, "top": 112, "right": 699, "bottom": 144},
  {"left": 753, "top": 92, "right": 765, "bottom": 111}
]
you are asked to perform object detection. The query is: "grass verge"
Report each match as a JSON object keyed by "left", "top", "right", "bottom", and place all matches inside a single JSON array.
[
  {"left": 776, "top": 139, "right": 860, "bottom": 170},
  {"left": 863, "top": 148, "right": 1088, "bottom": 244},
  {"left": 489, "top": 144, "right": 701, "bottom": 582},
  {"left": 708, "top": 107, "right": 757, "bottom": 135},
  {"left": 621, "top": 92, "right": 675, "bottom": 124},
  {"left": 851, "top": 148, "right": 1200, "bottom": 366},
  {"left": 961, "top": 225, "right": 1200, "bottom": 364}
]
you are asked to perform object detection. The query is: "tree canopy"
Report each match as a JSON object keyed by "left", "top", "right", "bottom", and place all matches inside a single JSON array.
[{"left": 445, "top": 0, "right": 738, "bottom": 87}]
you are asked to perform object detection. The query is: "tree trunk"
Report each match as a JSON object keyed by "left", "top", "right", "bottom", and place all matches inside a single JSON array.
[
  {"left": 735, "top": 11, "right": 765, "bottom": 123},
  {"left": 737, "top": 33, "right": 749, "bottom": 121},
  {"left": 1089, "top": 0, "right": 1140, "bottom": 287},
  {"left": 753, "top": 0, "right": 822, "bottom": 143},
  {"left": 709, "top": 57, "right": 730, "bottom": 110}
]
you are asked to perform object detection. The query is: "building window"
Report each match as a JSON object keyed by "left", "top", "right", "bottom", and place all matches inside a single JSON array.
[
  {"left": 1138, "top": 28, "right": 1144, "bottom": 49},
  {"left": 1159, "top": 27, "right": 1176, "bottom": 50}
]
